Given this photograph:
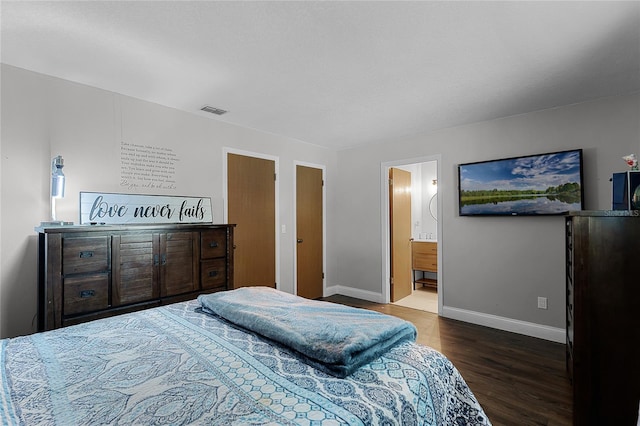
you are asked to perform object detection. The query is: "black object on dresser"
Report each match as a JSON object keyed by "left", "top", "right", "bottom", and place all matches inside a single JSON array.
[
  {"left": 566, "top": 211, "right": 640, "bottom": 425},
  {"left": 36, "top": 224, "right": 234, "bottom": 331}
]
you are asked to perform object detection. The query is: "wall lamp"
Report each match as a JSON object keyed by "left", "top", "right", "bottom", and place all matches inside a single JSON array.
[{"left": 41, "top": 155, "right": 72, "bottom": 226}]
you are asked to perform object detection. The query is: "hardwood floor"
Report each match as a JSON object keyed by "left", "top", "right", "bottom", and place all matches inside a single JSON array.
[{"left": 324, "top": 295, "right": 573, "bottom": 426}]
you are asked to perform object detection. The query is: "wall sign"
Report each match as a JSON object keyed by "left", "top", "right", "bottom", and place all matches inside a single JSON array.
[
  {"left": 120, "top": 141, "right": 179, "bottom": 191},
  {"left": 80, "top": 192, "right": 213, "bottom": 225}
]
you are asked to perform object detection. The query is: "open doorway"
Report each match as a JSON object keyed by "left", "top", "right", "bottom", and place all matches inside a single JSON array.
[{"left": 381, "top": 156, "right": 441, "bottom": 314}]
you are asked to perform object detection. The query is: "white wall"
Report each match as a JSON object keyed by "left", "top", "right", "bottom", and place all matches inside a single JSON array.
[
  {"left": 0, "top": 65, "right": 337, "bottom": 338},
  {"left": 419, "top": 161, "right": 438, "bottom": 240},
  {"left": 394, "top": 161, "right": 438, "bottom": 241},
  {"left": 2, "top": 63, "right": 639, "bottom": 341},
  {"left": 334, "top": 92, "right": 640, "bottom": 339}
]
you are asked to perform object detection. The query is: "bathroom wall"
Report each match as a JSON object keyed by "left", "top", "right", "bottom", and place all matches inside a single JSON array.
[{"left": 397, "top": 161, "right": 438, "bottom": 241}]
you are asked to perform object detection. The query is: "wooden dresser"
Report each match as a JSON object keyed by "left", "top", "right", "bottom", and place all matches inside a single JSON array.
[
  {"left": 565, "top": 211, "right": 640, "bottom": 425},
  {"left": 411, "top": 241, "right": 437, "bottom": 288},
  {"left": 36, "top": 223, "right": 234, "bottom": 331}
]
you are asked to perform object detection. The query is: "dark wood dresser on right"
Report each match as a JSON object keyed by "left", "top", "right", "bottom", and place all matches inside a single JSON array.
[{"left": 566, "top": 211, "right": 640, "bottom": 425}]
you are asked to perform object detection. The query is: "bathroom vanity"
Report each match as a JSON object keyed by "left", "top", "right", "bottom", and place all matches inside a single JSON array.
[{"left": 411, "top": 240, "right": 437, "bottom": 289}]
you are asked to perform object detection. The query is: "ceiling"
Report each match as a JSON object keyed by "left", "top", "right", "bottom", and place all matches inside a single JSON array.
[{"left": 2, "top": 1, "right": 639, "bottom": 150}]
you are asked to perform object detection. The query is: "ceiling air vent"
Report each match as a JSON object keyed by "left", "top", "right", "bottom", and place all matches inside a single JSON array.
[{"left": 201, "top": 105, "right": 228, "bottom": 115}]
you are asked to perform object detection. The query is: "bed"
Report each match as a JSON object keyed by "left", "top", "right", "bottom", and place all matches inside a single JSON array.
[{"left": 1, "top": 287, "right": 490, "bottom": 425}]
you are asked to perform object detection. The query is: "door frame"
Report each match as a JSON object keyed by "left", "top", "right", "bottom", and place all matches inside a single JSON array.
[
  {"left": 293, "top": 161, "right": 327, "bottom": 297},
  {"left": 380, "top": 155, "right": 442, "bottom": 311},
  {"left": 223, "top": 147, "right": 281, "bottom": 290}
]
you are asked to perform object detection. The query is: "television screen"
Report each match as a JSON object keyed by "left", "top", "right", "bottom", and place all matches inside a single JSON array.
[{"left": 458, "top": 149, "right": 584, "bottom": 216}]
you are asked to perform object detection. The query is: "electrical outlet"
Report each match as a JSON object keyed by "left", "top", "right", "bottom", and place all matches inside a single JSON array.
[{"left": 537, "top": 297, "right": 548, "bottom": 310}]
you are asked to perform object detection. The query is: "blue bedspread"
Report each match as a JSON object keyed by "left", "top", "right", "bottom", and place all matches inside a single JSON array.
[
  {"left": 1, "top": 300, "right": 491, "bottom": 425},
  {"left": 197, "top": 287, "right": 417, "bottom": 378}
]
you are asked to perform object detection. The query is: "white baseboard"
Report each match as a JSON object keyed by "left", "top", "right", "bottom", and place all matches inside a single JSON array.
[
  {"left": 324, "top": 285, "right": 385, "bottom": 303},
  {"left": 324, "top": 286, "right": 565, "bottom": 343},
  {"left": 441, "top": 306, "right": 566, "bottom": 343}
]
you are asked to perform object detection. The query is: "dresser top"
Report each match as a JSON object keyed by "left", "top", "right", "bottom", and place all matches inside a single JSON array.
[
  {"left": 35, "top": 223, "right": 235, "bottom": 234},
  {"left": 567, "top": 210, "right": 640, "bottom": 217}
]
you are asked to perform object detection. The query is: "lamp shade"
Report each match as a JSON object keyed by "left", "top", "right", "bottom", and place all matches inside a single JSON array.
[{"left": 51, "top": 155, "right": 65, "bottom": 198}]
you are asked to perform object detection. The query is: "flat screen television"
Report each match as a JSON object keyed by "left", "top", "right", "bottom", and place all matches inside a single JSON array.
[{"left": 458, "top": 149, "right": 584, "bottom": 216}]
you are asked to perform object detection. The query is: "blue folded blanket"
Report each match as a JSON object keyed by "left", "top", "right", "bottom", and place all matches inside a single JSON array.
[{"left": 197, "top": 287, "right": 417, "bottom": 378}]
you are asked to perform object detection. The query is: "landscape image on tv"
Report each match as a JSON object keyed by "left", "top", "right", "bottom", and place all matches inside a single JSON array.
[{"left": 458, "top": 149, "right": 583, "bottom": 216}]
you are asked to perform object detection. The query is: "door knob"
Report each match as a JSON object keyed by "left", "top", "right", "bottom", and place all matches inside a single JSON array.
[{"left": 297, "top": 239, "right": 303, "bottom": 243}]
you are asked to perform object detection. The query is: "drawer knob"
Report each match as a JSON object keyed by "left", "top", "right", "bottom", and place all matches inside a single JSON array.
[
  {"left": 209, "top": 241, "right": 219, "bottom": 248},
  {"left": 79, "top": 251, "right": 94, "bottom": 258},
  {"left": 208, "top": 270, "right": 218, "bottom": 278},
  {"left": 80, "top": 290, "right": 95, "bottom": 298}
]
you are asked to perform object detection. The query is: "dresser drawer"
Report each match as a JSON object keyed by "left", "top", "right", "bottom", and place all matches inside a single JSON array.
[
  {"left": 63, "top": 236, "right": 109, "bottom": 274},
  {"left": 201, "top": 259, "right": 226, "bottom": 289},
  {"left": 416, "top": 242, "right": 437, "bottom": 254},
  {"left": 413, "top": 253, "right": 437, "bottom": 271},
  {"left": 64, "top": 274, "right": 109, "bottom": 316},
  {"left": 201, "top": 229, "right": 227, "bottom": 259}
]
